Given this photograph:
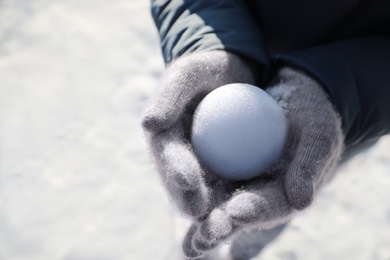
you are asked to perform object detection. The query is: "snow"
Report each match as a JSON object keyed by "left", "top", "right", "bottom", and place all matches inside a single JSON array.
[
  {"left": 0, "top": 1, "right": 389, "bottom": 260},
  {"left": 192, "top": 83, "right": 287, "bottom": 180}
]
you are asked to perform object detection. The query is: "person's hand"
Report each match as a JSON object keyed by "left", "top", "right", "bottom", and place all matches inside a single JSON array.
[
  {"left": 142, "top": 50, "right": 256, "bottom": 218},
  {"left": 181, "top": 67, "right": 345, "bottom": 259}
]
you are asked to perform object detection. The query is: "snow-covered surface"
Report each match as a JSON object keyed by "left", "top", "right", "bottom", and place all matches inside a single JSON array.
[{"left": 0, "top": 1, "right": 389, "bottom": 260}]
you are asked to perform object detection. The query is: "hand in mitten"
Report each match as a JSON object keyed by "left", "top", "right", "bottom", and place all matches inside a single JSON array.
[
  {"left": 182, "top": 67, "right": 345, "bottom": 259},
  {"left": 142, "top": 51, "right": 256, "bottom": 218}
]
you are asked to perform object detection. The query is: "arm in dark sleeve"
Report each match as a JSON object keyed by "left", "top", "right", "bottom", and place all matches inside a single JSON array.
[
  {"left": 151, "top": 0, "right": 268, "bottom": 67},
  {"left": 272, "top": 37, "right": 390, "bottom": 156}
]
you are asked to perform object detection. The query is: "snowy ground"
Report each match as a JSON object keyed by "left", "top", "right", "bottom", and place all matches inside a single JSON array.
[{"left": 0, "top": 1, "right": 389, "bottom": 260}]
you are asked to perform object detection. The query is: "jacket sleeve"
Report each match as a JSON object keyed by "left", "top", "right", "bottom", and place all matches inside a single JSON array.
[
  {"left": 151, "top": 0, "right": 268, "bottom": 67},
  {"left": 151, "top": 1, "right": 390, "bottom": 158},
  {"left": 272, "top": 36, "right": 390, "bottom": 155}
]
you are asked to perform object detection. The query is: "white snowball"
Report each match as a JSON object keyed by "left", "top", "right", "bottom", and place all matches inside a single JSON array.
[{"left": 191, "top": 83, "right": 288, "bottom": 180}]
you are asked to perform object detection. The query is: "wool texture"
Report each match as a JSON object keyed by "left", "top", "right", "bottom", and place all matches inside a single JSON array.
[{"left": 142, "top": 51, "right": 344, "bottom": 259}]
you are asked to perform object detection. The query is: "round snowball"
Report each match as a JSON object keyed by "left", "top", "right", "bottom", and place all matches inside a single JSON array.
[{"left": 191, "top": 83, "right": 288, "bottom": 180}]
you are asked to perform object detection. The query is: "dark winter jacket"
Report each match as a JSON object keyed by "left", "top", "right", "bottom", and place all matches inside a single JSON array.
[{"left": 151, "top": 0, "right": 390, "bottom": 157}]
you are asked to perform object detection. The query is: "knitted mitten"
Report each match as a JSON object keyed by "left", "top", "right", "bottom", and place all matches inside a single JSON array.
[
  {"left": 182, "top": 67, "right": 344, "bottom": 259},
  {"left": 142, "top": 50, "right": 256, "bottom": 218}
]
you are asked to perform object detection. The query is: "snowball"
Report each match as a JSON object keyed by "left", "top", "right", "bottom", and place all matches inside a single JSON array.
[{"left": 191, "top": 83, "right": 288, "bottom": 180}]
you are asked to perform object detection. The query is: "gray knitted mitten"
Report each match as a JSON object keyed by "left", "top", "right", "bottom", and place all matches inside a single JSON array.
[
  {"left": 142, "top": 50, "right": 344, "bottom": 259},
  {"left": 142, "top": 51, "right": 256, "bottom": 218},
  {"left": 181, "top": 67, "right": 344, "bottom": 259}
]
